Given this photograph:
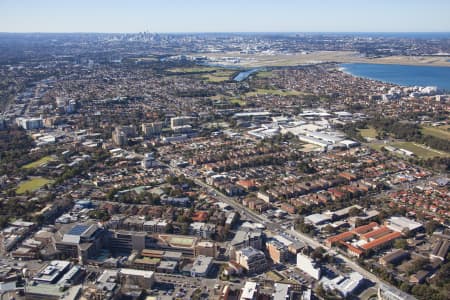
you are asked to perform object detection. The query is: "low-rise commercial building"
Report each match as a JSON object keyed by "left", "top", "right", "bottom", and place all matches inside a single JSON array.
[
  {"left": 119, "top": 268, "right": 154, "bottom": 289},
  {"left": 321, "top": 272, "right": 364, "bottom": 297},
  {"left": 195, "top": 241, "right": 217, "bottom": 257},
  {"left": 190, "top": 255, "right": 213, "bottom": 277},
  {"left": 33, "top": 260, "right": 71, "bottom": 284},
  {"left": 240, "top": 281, "right": 259, "bottom": 300}
]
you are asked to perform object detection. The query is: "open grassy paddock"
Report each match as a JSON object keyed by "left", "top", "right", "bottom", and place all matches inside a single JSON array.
[
  {"left": 256, "top": 71, "right": 274, "bottom": 78},
  {"left": 244, "top": 88, "right": 301, "bottom": 97},
  {"left": 201, "top": 70, "right": 235, "bottom": 82},
  {"left": 167, "top": 66, "right": 218, "bottom": 73},
  {"left": 359, "top": 126, "right": 378, "bottom": 139},
  {"left": 391, "top": 141, "right": 449, "bottom": 159},
  {"left": 229, "top": 98, "right": 247, "bottom": 106},
  {"left": 421, "top": 125, "right": 450, "bottom": 141}
]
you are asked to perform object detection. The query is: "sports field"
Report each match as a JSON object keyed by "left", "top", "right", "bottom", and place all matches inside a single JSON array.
[
  {"left": 22, "top": 156, "right": 55, "bottom": 169},
  {"left": 170, "top": 236, "right": 195, "bottom": 247},
  {"left": 16, "top": 177, "right": 53, "bottom": 194}
]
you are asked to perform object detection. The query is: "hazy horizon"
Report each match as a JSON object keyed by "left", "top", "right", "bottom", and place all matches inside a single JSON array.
[
  {"left": 1, "top": 31, "right": 450, "bottom": 34},
  {"left": 1, "top": 0, "right": 450, "bottom": 33}
]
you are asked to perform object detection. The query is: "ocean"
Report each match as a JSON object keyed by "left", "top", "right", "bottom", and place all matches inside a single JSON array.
[{"left": 340, "top": 63, "right": 450, "bottom": 91}]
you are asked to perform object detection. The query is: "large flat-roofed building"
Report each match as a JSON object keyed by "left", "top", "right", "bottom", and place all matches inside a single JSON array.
[
  {"left": 55, "top": 223, "right": 105, "bottom": 262},
  {"left": 157, "top": 234, "right": 198, "bottom": 257},
  {"left": 33, "top": 260, "right": 71, "bottom": 284},
  {"left": 190, "top": 255, "right": 213, "bottom": 277},
  {"left": 24, "top": 284, "right": 81, "bottom": 300},
  {"left": 119, "top": 268, "right": 154, "bottom": 289},
  {"left": 235, "top": 247, "right": 267, "bottom": 274},
  {"left": 304, "top": 213, "right": 331, "bottom": 226},
  {"left": 385, "top": 216, "right": 423, "bottom": 233},
  {"left": 321, "top": 272, "right": 364, "bottom": 297}
]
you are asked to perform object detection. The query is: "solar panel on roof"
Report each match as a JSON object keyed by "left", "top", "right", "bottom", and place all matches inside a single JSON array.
[{"left": 68, "top": 224, "right": 89, "bottom": 236}]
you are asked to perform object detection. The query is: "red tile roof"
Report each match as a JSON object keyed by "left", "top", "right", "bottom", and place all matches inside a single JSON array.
[
  {"left": 352, "top": 222, "right": 378, "bottom": 234},
  {"left": 361, "top": 232, "right": 402, "bottom": 250},
  {"left": 192, "top": 211, "right": 208, "bottom": 222},
  {"left": 326, "top": 231, "right": 355, "bottom": 244},
  {"left": 236, "top": 180, "right": 257, "bottom": 189},
  {"left": 361, "top": 226, "right": 392, "bottom": 241},
  {"left": 340, "top": 240, "right": 364, "bottom": 255}
]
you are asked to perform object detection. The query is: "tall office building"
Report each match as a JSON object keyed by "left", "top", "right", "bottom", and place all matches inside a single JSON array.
[{"left": 142, "top": 122, "right": 163, "bottom": 137}]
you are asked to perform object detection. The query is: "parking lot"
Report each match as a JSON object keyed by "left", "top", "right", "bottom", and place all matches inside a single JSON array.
[
  {"left": 154, "top": 273, "right": 231, "bottom": 299},
  {"left": 282, "top": 266, "right": 315, "bottom": 288}
]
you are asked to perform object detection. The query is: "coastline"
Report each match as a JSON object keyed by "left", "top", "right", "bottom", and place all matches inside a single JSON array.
[{"left": 339, "top": 62, "right": 450, "bottom": 91}]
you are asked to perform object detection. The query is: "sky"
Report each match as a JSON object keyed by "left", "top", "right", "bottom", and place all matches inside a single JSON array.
[{"left": 1, "top": 0, "right": 450, "bottom": 33}]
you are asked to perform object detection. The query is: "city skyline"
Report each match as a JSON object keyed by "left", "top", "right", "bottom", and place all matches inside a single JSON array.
[{"left": 1, "top": 0, "right": 450, "bottom": 33}]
